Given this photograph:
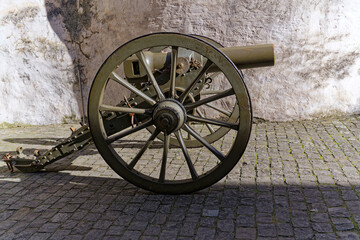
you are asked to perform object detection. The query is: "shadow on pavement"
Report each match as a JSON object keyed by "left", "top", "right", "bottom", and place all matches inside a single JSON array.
[{"left": 0, "top": 169, "right": 359, "bottom": 239}]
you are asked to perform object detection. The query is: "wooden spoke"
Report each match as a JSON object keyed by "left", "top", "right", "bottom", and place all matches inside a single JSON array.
[
  {"left": 99, "top": 104, "right": 149, "bottom": 115},
  {"left": 169, "top": 46, "right": 178, "bottom": 98},
  {"left": 106, "top": 119, "right": 153, "bottom": 144},
  {"left": 109, "top": 72, "right": 156, "bottom": 105},
  {"left": 196, "top": 109, "right": 215, "bottom": 133},
  {"left": 187, "top": 115, "right": 238, "bottom": 130},
  {"left": 136, "top": 51, "right": 165, "bottom": 100},
  {"left": 200, "top": 89, "right": 231, "bottom": 95},
  {"left": 159, "top": 133, "right": 170, "bottom": 182},
  {"left": 183, "top": 124, "right": 225, "bottom": 162},
  {"left": 128, "top": 128, "right": 161, "bottom": 169},
  {"left": 174, "top": 131, "right": 198, "bottom": 180},
  {"left": 204, "top": 103, "right": 231, "bottom": 117},
  {"left": 184, "top": 88, "right": 234, "bottom": 110}
]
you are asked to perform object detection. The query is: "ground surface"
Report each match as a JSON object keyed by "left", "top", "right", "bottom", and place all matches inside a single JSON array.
[{"left": 0, "top": 115, "right": 360, "bottom": 239}]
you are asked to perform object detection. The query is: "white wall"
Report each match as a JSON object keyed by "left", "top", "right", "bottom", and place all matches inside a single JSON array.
[
  {"left": 1, "top": 0, "right": 359, "bottom": 124},
  {"left": 0, "top": 0, "right": 81, "bottom": 124}
]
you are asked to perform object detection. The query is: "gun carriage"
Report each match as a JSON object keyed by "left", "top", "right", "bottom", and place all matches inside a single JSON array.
[{"left": 3, "top": 33, "right": 274, "bottom": 194}]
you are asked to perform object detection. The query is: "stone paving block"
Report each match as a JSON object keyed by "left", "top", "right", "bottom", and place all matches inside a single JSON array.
[
  {"left": 159, "top": 229, "right": 178, "bottom": 240},
  {"left": 354, "top": 215, "right": 360, "bottom": 225},
  {"left": 256, "top": 212, "right": 273, "bottom": 223},
  {"left": 29, "top": 232, "right": 52, "bottom": 240},
  {"left": 217, "top": 219, "right": 234, "bottom": 232},
  {"left": 329, "top": 207, "right": 351, "bottom": 218},
  {"left": 257, "top": 223, "right": 277, "bottom": 237},
  {"left": 215, "top": 231, "right": 234, "bottom": 239},
  {"left": 275, "top": 208, "right": 291, "bottom": 222},
  {"left": 128, "top": 220, "right": 148, "bottom": 231},
  {"left": 345, "top": 201, "right": 360, "bottom": 214},
  {"left": 184, "top": 214, "right": 200, "bottom": 223},
  {"left": 202, "top": 209, "right": 219, "bottom": 217},
  {"left": 120, "top": 230, "right": 142, "bottom": 240},
  {"left": 51, "top": 212, "right": 71, "bottom": 223},
  {"left": 199, "top": 217, "right": 216, "bottom": 227},
  {"left": 277, "top": 237, "right": 296, "bottom": 240},
  {"left": 337, "top": 231, "right": 360, "bottom": 240},
  {"left": 16, "top": 227, "right": 39, "bottom": 240},
  {"left": 61, "top": 220, "right": 78, "bottom": 230},
  {"left": 0, "top": 211, "right": 14, "bottom": 221},
  {"left": 237, "top": 206, "right": 255, "bottom": 215},
  {"left": 71, "top": 221, "right": 93, "bottom": 235},
  {"left": 293, "top": 227, "right": 314, "bottom": 240},
  {"left": 312, "top": 222, "right": 333, "bottom": 233},
  {"left": 93, "top": 219, "right": 112, "bottom": 229},
  {"left": 236, "top": 215, "right": 255, "bottom": 227},
  {"left": 310, "top": 212, "right": 330, "bottom": 222},
  {"left": 218, "top": 207, "right": 235, "bottom": 219},
  {"left": 315, "top": 233, "right": 338, "bottom": 240},
  {"left": 143, "top": 224, "right": 161, "bottom": 236},
  {"left": 51, "top": 229, "right": 71, "bottom": 240},
  {"left": 106, "top": 225, "right": 125, "bottom": 236},
  {"left": 256, "top": 200, "right": 273, "bottom": 213},
  {"left": 103, "top": 236, "right": 122, "bottom": 240},
  {"left": 291, "top": 211, "right": 311, "bottom": 228},
  {"left": 163, "top": 221, "right": 182, "bottom": 230},
  {"left": 8, "top": 220, "right": 30, "bottom": 234},
  {"left": 9, "top": 207, "right": 31, "bottom": 220},
  {"left": 277, "top": 222, "right": 294, "bottom": 237},
  {"left": 195, "top": 227, "right": 215, "bottom": 240},
  {"left": 331, "top": 217, "right": 355, "bottom": 231},
  {"left": 341, "top": 190, "right": 358, "bottom": 201},
  {"left": 83, "top": 229, "right": 106, "bottom": 240},
  {"left": 38, "top": 222, "right": 60, "bottom": 233}
]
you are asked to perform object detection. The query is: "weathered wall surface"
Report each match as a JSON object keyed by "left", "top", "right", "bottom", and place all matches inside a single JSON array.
[
  {"left": 1, "top": 0, "right": 360, "bottom": 124},
  {"left": 0, "top": 0, "right": 81, "bottom": 124}
]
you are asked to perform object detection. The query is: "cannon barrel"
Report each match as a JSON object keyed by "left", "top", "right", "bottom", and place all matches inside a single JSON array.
[
  {"left": 124, "top": 44, "right": 274, "bottom": 79},
  {"left": 215, "top": 44, "right": 274, "bottom": 70}
]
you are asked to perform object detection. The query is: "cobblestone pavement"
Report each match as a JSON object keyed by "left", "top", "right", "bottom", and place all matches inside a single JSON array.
[{"left": 0, "top": 115, "right": 360, "bottom": 240}]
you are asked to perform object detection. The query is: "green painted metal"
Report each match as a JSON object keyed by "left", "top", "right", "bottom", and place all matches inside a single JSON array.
[
  {"left": 123, "top": 44, "right": 274, "bottom": 80},
  {"left": 6, "top": 124, "right": 92, "bottom": 173},
  {"left": 215, "top": 44, "right": 275, "bottom": 70}
]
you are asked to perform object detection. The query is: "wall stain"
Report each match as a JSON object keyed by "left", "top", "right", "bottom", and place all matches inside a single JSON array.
[
  {"left": 1, "top": 7, "right": 40, "bottom": 25},
  {"left": 45, "top": 0, "right": 93, "bottom": 41}
]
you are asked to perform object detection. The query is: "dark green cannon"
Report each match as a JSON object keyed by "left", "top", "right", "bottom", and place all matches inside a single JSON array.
[{"left": 3, "top": 33, "right": 274, "bottom": 194}]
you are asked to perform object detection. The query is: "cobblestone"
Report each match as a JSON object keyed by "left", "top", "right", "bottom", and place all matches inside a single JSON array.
[{"left": 0, "top": 115, "right": 360, "bottom": 239}]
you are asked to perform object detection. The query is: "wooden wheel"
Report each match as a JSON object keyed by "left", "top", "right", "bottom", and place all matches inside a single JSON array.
[{"left": 88, "top": 33, "right": 252, "bottom": 194}]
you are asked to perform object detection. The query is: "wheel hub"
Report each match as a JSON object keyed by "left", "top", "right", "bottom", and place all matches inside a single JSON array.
[{"left": 153, "top": 99, "right": 186, "bottom": 133}]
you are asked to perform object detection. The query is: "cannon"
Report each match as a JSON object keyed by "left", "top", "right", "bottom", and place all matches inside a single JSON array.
[{"left": 3, "top": 33, "right": 274, "bottom": 194}]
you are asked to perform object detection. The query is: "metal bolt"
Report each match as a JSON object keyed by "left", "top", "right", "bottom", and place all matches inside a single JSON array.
[
  {"left": 161, "top": 118, "right": 170, "bottom": 127},
  {"left": 177, "top": 63, "right": 184, "bottom": 69}
]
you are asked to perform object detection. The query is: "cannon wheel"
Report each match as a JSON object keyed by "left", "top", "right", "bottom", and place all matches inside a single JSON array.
[{"left": 88, "top": 33, "right": 252, "bottom": 194}]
